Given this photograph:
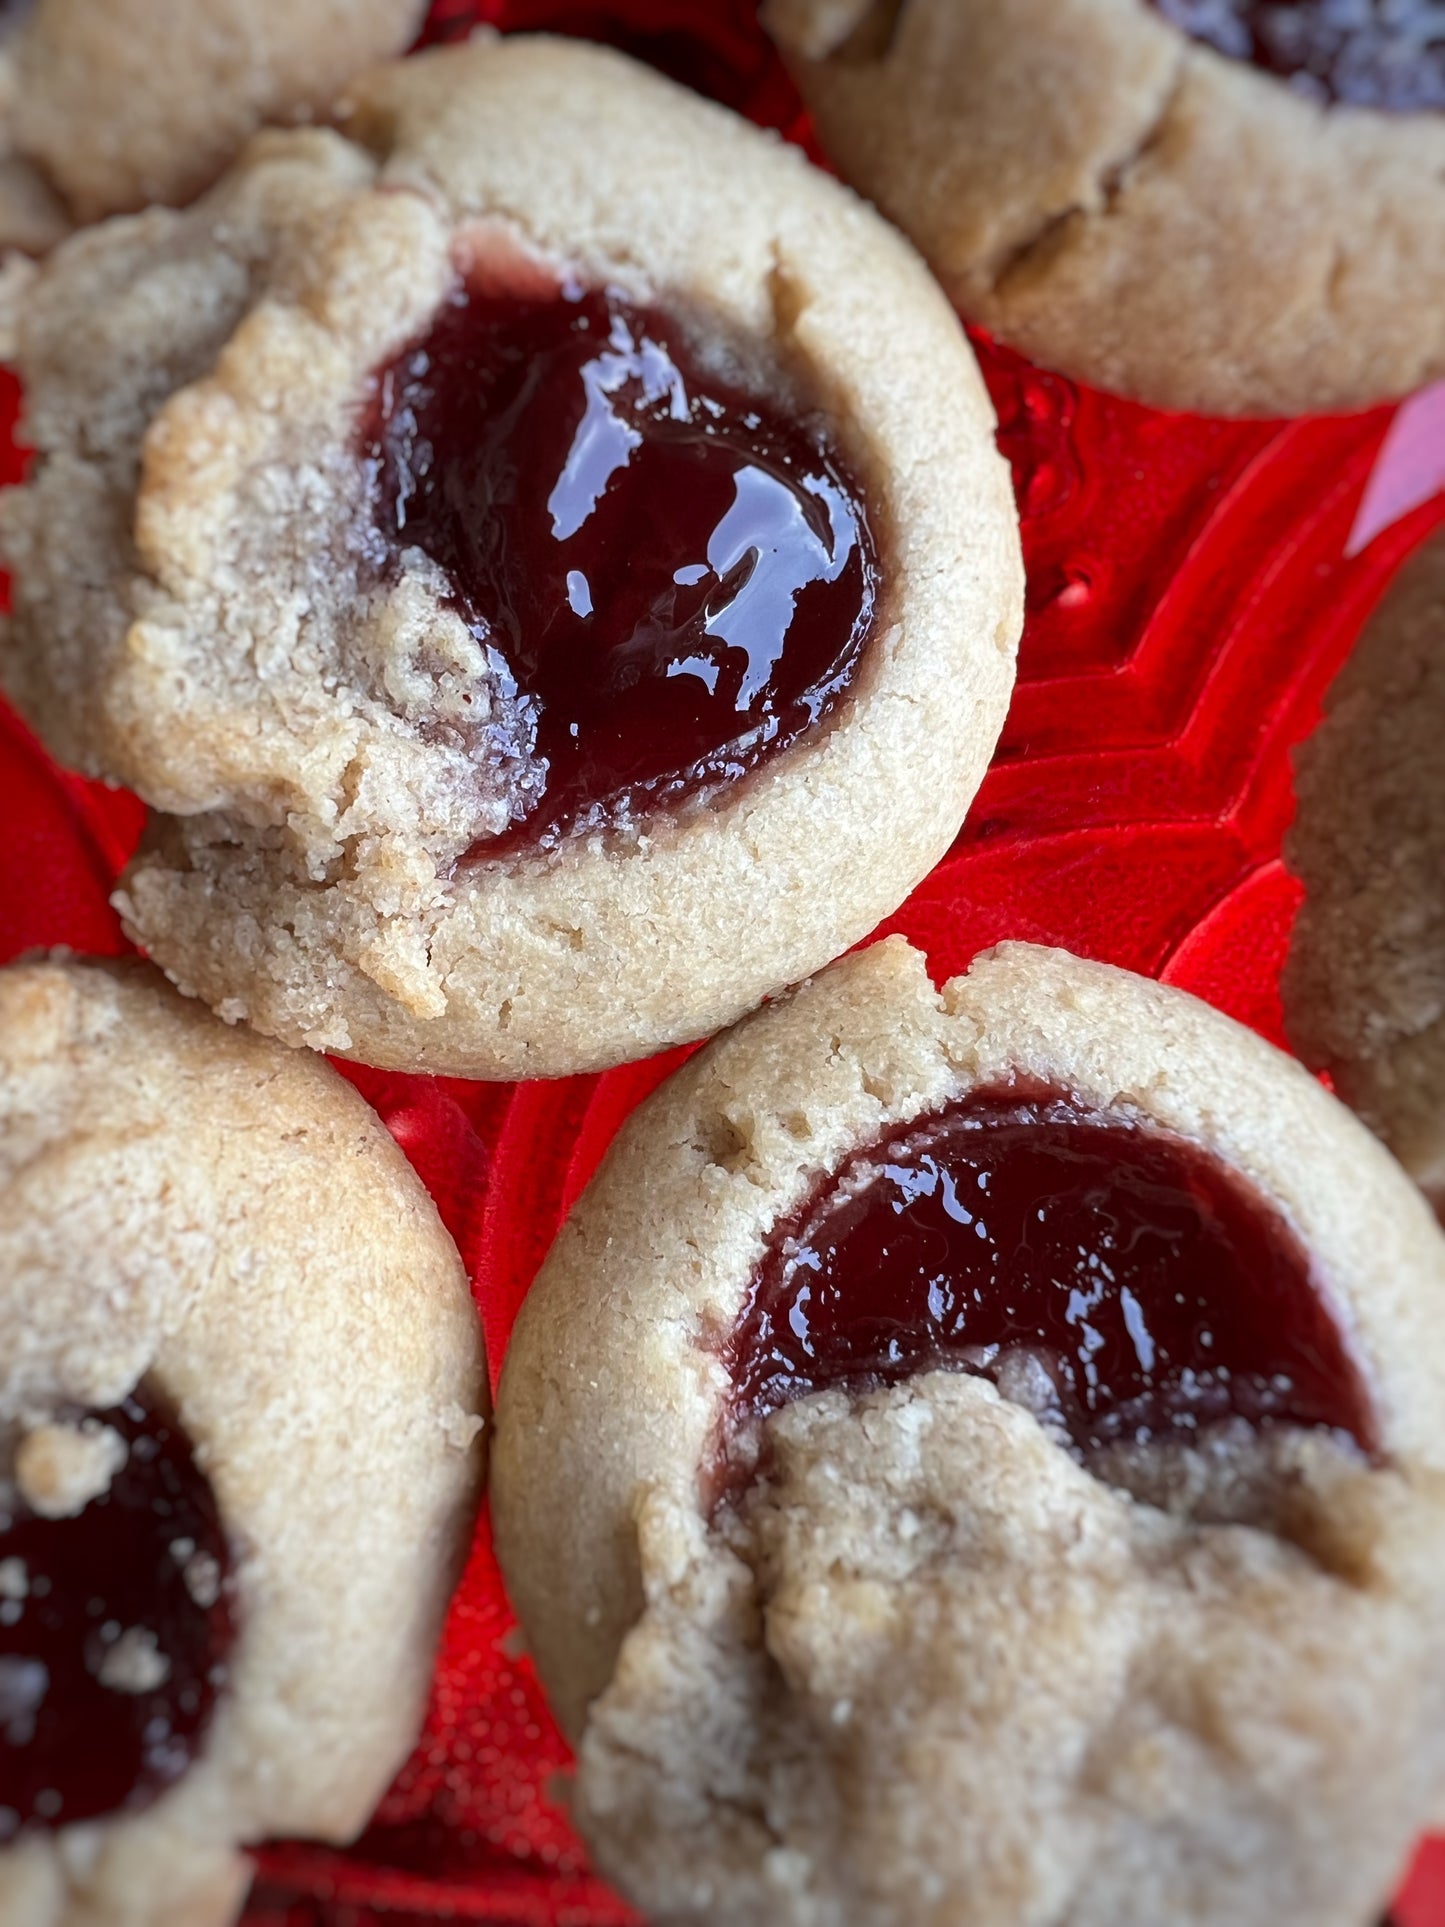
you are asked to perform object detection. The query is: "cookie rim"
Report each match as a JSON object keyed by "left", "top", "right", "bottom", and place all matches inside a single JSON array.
[
  {"left": 61, "top": 35, "right": 1027, "bottom": 1077},
  {"left": 763, "top": 0, "right": 1445, "bottom": 416},
  {"left": 0, "top": 953, "right": 485, "bottom": 1922},
  {"left": 0, "top": 0, "right": 428, "bottom": 243},
  {"left": 1284, "top": 526, "right": 1445, "bottom": 1211},
  {"left": 492, "top": 935, "right": 1445, "bottom": 1737}
]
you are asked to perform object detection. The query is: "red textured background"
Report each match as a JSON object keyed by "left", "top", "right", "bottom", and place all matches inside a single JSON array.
[{"left": 2, "top": 2, "right": 1443, "bottom": 1919}]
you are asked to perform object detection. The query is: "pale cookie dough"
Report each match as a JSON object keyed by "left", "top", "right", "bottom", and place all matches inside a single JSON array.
[
  {"left": 1285, "top": 529, "right": 1445, "bottom": 1216},
  {"left": 762, "top": 0, "right": 1445, "bottom": 416},
  {"left": 0, "top": 34, "right": 1022, "bottom": 1079},
  {"left": 492, "top": 937, "right": 1445, "bottom": 1927},
  {"left": 0, "top": 0, "right": 426, "bottom": 250},
  {"left": 0, "top": 954, "right": 485, "bottom": 1927}
]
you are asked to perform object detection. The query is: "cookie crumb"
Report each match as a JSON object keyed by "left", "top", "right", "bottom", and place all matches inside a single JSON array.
[
  {"left": 182, "top": 1551, "right": 223, "bottom": 1612},
  {"left": 94, "top": 1626, "right": 171, "bottom": 1696},
  {"left": 15, "top": 1420, "right": 128, "bottom": 1518},
  {"left": 440, "top": 1402, "right": 485, "bottom": 1453}
]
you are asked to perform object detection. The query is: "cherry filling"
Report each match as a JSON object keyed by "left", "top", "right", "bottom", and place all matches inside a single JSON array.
[
  {"left": 728, "top": 1089, "right": 1377, "bottom": 1460},
  {"left": 1153, "top": 0, "right": 1445, "bottom": 110},
  {"left": 362, "top": 283, "right": 879, "bottom": 853},
  {"left": 0, "top": 1390, "right": 234, "bottom": 1839}
]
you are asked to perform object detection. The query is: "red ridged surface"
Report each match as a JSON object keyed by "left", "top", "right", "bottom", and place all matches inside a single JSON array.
[{"left": 0, "top": 3, "right": 1441, "bottom": 1919}]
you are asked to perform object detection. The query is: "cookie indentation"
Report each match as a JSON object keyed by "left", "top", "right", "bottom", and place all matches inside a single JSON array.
[
  {"left": 362, "top": 282, "right": 879, "bottom": 854},
  {"left": 729, "top": 1087, "right": 1376, "bottom": 1460},
  {"left": 0, "top": 1389, "right": 234, "bottom": 1838},
  {"left": 1155, "top": 0, "right": 1445, "bottom": 110}
]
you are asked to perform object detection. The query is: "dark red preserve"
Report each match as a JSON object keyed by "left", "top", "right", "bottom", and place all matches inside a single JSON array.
[
  {"left": 1153, "top": 0, "right": 1444, "bottom": 110},
  {"left": 363, "top": 281, "right": 878, "bottom": 853},
  {"left": 0, "top": 1389, "right": 234, "bottom": 1838},
  {"left": 729, "top": 1089, "right": 1376, "bottom": 1458}
]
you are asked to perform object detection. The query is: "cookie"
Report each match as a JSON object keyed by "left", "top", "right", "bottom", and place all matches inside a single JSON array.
[
  {"left": 0, "top": 0, "right": 426, "bottom": 249},
  {"left": 1284, "top": 529, "right": 1445, "bottom": 1216},
  {"left": 0, "top": 34, "right": 1022, "bottom": 1079},
  {"left": 0, "top": 955, "right": 485, "bottom": 1925},
  {"left": 762, "top": 0, "right": 1445, "bottom": 416},
  {"left": 493, "top": 937, "right": 1445, "bottom": 1927}
]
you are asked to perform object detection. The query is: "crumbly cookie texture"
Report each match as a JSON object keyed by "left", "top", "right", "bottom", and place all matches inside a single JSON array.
[
  {"left": 492, "top": 938, "right": 1445, "bottom": 1927},
  {"left": 762, "top": 0, "right": 1445, "bottom": 415},
  {"left": 1285, "top": 531, "right": 1445, "bottom": 1215},
  {"left": 0, "top": 35, "right": 1022, "bottom": 1078},
  {"left": 0, "top": 0, "right": 426, "bottom": 247},
  {"left": 0, "top": 955, "right": 485, "bottom": 1927}
]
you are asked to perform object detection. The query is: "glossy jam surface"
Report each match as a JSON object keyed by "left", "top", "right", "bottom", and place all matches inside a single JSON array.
[
  {"left": 1154, "top": 0, "right": 1445, "bottom": 109},
  {"left": 729, "top": 1090, "right": 1376, "bottom": 1457},
  {"left": 363, "top": 283, "right": 878, "bottom": 852},
  {"left": 0, "top": 1391, "right": 234, "bottom": 1838}
]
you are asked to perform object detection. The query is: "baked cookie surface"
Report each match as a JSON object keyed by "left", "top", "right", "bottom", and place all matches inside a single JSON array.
[
  {"left": 763, "top": 0, "right": 1445, "bottom": 416},
  {"left": 493, "top": 938, "right": 1445, "bottom": 1927},
  {"left": 0, "top": 955, "right": 484, "bottom": 1926},
  {"left": 0, "top": 0, "right": 426, "bottom": 248},
  {"left": 0, "top": 35, "right": 1022, "bottom": 1078},
  {"left": 1285, "top": 529, "right": 1445, "bottom": 1215}
]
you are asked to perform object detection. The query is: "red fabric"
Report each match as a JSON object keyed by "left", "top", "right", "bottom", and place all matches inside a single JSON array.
[{"left": 0, "top": 2, "right": 1441, "bottom": 1917}]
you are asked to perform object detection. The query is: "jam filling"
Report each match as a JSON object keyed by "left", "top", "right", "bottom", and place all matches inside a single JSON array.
[
  {"left": 728, "top": 1090, "right": 1376, "bottom": 1460},
  {"left": 0, "top": 1390, "right": 234, "bottom": 1838},
  {"left": 363, "top": 282, "right": 879, "bottom": 853},
  {"left": 1154, "top": 0, "right": 1445, "bottom": 110}
]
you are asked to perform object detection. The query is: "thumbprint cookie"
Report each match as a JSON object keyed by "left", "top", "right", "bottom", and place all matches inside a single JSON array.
[
  {"left": 1285, "top": 528, "right": 1445, "bottom": 1216},
  {"left": 0, "top": 955, "right": 484, "bottom": 1925},
  {"left": 764, "top": 0, "right": 1445, "bottom": 416},
  {"left": 494, "top": 937, "right": 1445, "bottom": 1927},
  {"left": 0, "top": 0, "right": 427, "bottom": 251},
  {"left": 0, "top": 35, "right": 1022, "bottom": 1077}
]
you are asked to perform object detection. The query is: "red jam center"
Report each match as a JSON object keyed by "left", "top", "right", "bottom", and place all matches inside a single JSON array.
[
  {"left": 363, "top": 283, "right": 879, "bottom": 853},
  {"left": 729, "top": 1090, "right": 1376, "bottom": 1458},
  {"left": 0, "top": 1390, "right": 233, "bottom": 1838},
  {"left": 1154, "top": 0, "right": 1444, "bottom": 109}
]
